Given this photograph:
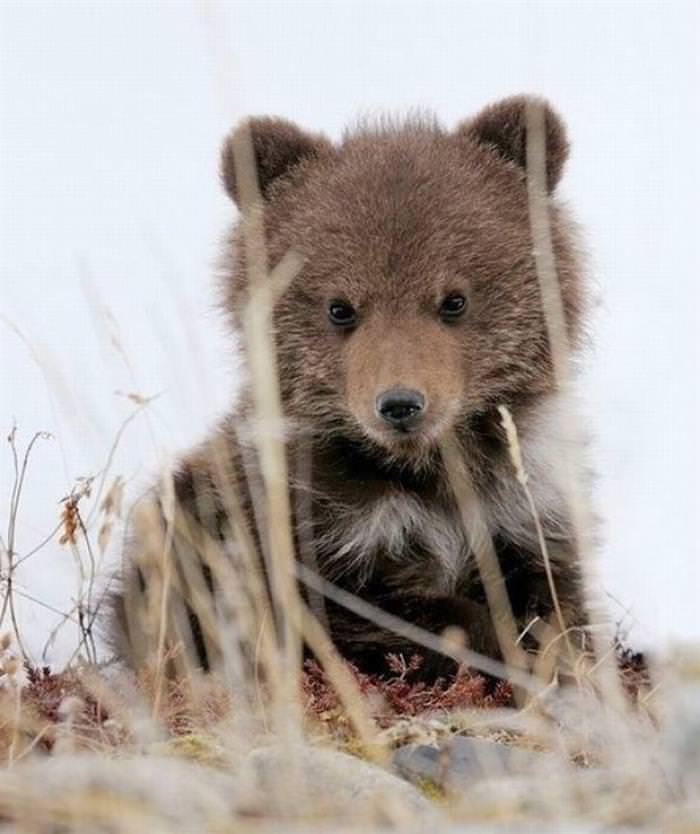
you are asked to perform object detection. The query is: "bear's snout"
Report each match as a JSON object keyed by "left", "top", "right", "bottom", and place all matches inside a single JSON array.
[
  {"left": 375, "top": 387, "right": 426, "bottom": 432},
  {"left": 343, "top": 314, "right": 465, "bottom": 451}
]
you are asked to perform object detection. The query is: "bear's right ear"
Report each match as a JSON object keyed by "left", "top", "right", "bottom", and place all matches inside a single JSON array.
[{"left": 220, "top": 117, "right": 332, "bottom": 206}]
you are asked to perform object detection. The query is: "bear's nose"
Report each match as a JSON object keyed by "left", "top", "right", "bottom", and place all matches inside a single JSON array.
[{"left": 376, "top": 387, "right": 426, "bottom": 431}]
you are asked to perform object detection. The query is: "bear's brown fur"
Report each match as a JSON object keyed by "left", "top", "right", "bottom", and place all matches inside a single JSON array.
[{"left": 111, "top": 95, "right": 591, "bottom": 680}]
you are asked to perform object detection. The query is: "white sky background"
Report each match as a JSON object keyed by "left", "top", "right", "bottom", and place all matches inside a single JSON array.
[{"left": 1, "top": 0, "right": 698, "bottom": 665}]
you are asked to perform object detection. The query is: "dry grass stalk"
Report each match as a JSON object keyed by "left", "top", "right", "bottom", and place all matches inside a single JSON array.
[
  {"left": 230, "top": 121, "right": 306, "bottom": 737},
  {"left": 497, "top": 404, "right": 575, "bottom": 667},
  {"left": 200, "top": 435, "right": 281, "bottom": 703},
  {"left": 524, "top": 100, "right": 627, "bottom": 711},
  {"left": 296, "top": 599, "right": 384, "bottom": 762},
  {"left": 151, "top": 470, "right": 176, "bottom": 720},
  {"left": 439, "top": 434, "right": 530, "bottom": 705},
  {"left": 3, "top": 428, "right": 53, "bottom": 660}
]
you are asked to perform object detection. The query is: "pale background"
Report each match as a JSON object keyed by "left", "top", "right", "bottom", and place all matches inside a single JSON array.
[{"left": 1, "top": 0, "right": 698, "bottom": 664}]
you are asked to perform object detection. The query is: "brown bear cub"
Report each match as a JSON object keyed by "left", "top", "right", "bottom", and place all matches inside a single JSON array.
[{"left": 111, "top": 95, "right": 590, "bottom": 682}]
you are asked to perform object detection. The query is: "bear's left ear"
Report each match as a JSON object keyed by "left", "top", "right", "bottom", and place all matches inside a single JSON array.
[
  {"left": 220, "top": 116, "right": 333, "bottom": 207},
  {"left": 456, "top": 95, "right": 569, "bottom": 192}
]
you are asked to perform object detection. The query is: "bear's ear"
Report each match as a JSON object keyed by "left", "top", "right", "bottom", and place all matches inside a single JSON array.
[
  {"left": 220, "top": 117, "right": 332, "bottom": 206},
  {"left": 457, "top": 95, "right": 569, "bottom": 192}
]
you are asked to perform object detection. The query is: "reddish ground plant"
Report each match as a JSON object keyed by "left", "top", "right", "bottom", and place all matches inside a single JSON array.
[
  {"left": 11, "top": 643, "right": 648, "bottom": 757},
  {"left": 24, "top": 665, "right": 105, "bottom": 727},
  {"left": 302, "top": 654, "right": 513, "bottom": 730}
]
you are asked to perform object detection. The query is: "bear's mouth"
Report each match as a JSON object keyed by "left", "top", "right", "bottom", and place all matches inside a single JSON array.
[
  {"left": 327, "top": 433, "right": 441, "bottom": 487},
  {"left": 364, "top": 418, "right": 448, "bottom": 459},
  {"left": 376, "top": 405, "right": 457, "bottom": 447}
]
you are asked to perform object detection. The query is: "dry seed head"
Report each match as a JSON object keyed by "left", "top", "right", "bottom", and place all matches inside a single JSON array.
[
  {"left": 58, "top": 695, "right": 85, "bottom": 719},
  {"left": 100, "top": 475, "right": 125, "bottom": 518},
  {"left": 98, "top": 520, "right": 113, "bottom": 554},
  {"left": 115, "top": 389, "right": 153, "bottom": 406},
  {"left": 2, "top": 657, "right": 19, "bottom": 678},
  {"left": 497, "top": 405, "right": 529, "bottom": 487},
  {"left": 441, "top": 626, "right": 467, "bottom": 653},
  {"left": 59, "top": 497, "right": 80, "bottom": 546}
]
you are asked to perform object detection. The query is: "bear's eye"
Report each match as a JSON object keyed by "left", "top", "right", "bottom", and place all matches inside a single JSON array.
[
  {"left": 439, "top": 293, "right": 468, "bottom": 320},
  {"left": 328, "top": 300, "right": 358, "bottom": 328}
]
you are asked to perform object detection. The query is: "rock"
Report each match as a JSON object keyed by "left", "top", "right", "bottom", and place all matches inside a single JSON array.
[
  {"left": 0, "top": 745, "right": 435, "bottom": 831},
  {"left": 242, "top": 744, "right": 435, "bottom": 823},
  {"left": 0, "top": 753, "right": 239, "bottom": 833},
  {"left": 663, "top": 682, "right": 700, "bottom": 796},
  {"left": 394, "top": 736, "right": 564, "bottom": 790},
  {"left": 394, "top": 744, "right": 443, "bottom": 784}
]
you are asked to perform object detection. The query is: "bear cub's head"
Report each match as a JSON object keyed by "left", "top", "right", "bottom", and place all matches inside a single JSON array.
[{"left": 220, "top": 96, "right": 584, "bottom": 467}]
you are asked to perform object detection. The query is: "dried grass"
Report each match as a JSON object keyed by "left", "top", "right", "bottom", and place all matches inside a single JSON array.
[{"left": 0, "top": 37, "right": 695, "bottom": 834}]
